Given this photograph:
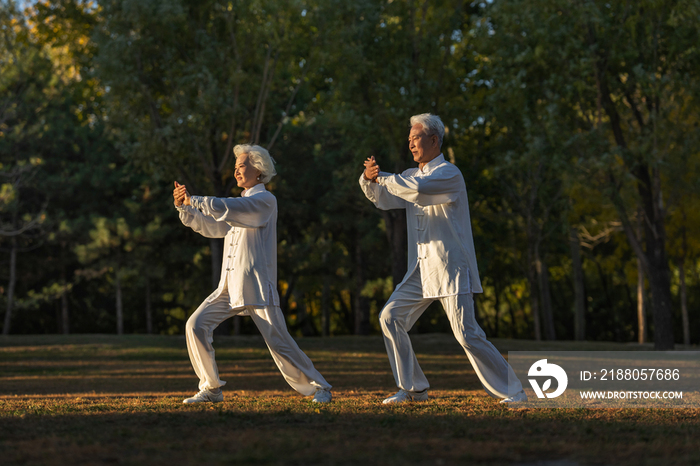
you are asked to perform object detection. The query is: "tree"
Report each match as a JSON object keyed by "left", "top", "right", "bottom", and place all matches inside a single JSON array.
[
  {"left": 93, "top": 0, "right": 325, "bottom": 301},
  {"left": 478, "top": 0, "right": 700, "bottom": 349},
  {"left": 0, "top": 1, "right": 51, "bottom": 334},
  {"left": 304, "top": 0, "right": 482, "bottom": 333}
]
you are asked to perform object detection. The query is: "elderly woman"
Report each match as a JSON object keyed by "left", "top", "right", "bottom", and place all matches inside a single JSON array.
[{"left": 173, "top": 144, "right": 332, "bottom": 404}]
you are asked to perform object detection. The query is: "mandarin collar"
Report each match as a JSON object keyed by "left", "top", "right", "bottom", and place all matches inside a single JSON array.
[
  {"left": 242, "top": 183, "right": 266, "bottom": 198},
  {"left": 420, "top": 153, "right": 445, "bottom": 173}
]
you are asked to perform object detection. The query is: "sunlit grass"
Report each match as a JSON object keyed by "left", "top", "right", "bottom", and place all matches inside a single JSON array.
[{"left": 1, "top": 334, "right": 699, "bottom": 465}]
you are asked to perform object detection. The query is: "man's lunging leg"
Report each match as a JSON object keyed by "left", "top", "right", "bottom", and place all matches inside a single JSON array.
[
  {"left": 442, "top": 293, "right": 523, "bottom": 399},
  {"left": 379, "top": 270, "right": 432, "bottom": 403}
]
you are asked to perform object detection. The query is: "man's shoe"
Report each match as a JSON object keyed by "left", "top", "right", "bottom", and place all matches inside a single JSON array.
[
  {"left": 312, "top": 388, "right": 332, "bottom": 403},
  {"left": 183, "top": 388, "right": 224, "bottom": 404},
  {"left": 500, "top": 390, "right": 528, "bottom": 404},
  {"left": 382, "top": 389, "right": 428, "bottom": 404}
]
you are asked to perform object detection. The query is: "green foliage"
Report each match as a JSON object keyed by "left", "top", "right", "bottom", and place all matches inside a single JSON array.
[
  {"left": 1, "top": 0, "right": 699, "bottom": 345},
  {"left": 468, "top": 0, "right": 700, "bottom": 344}
]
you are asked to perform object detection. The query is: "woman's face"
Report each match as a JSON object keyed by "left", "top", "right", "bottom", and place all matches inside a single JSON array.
[{"left": 235, "top": 153, "right": 263, "bottom": 189}]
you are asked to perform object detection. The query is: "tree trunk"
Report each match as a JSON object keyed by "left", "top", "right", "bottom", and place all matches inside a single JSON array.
[
  {"left": 354, "top": 233, "right": 370, "bottom": 335},
  {"left": 570, "top": 228, "right": 586, "bottom": 341},
  {"left": 321, "top": 275, "right": 330, "bottom": 337},
  {"left": 678, "top": 213, "right": 690, "bottom": 346},
  {"left": 493, "top": 278, "right": 500, "bottom": 338},
  {"left": 535, "top": 246, "right": 556, "bottom": 340},
  {"left": 381, "top": 141, "right": 409, "bottom": 292},
  {"left": 643, "top": 167, "right": 674, "bottom": 350},
  {"left": 294, "top": 289, "right": 316, "bottom": 337},
  {"left": 645, "top": 265, "right": 674, "bottom": 349},
  {"left": 336, "top": 290, "right": 353, "bottom": 332},
  {"left": 279, "top": 276, "right": 297, "bottom": 316},
  {"left": 381, "top": 210, "right": 408, "bottom": 290},
  {"left": 608, "top": 161, "right": 674, "bottom": 350},
  {"left": 637, "top": 257, "right": 647, "bottom": 344},
  {"left": 678, "top": 259, "right": 690, "bottom": 346},
  {"left": 506, "top": 292, "right": 519, "bottom": 338},
  {"left": 635, "top": 209, "right": 646, "bottom": 344},
  {"left": 61, "top": 270, "right": 69, "bottom": 335},
  {"left": 527, "top": 244, "right": 541, "bottom": 341},
  {"left": 115, "top": 269, "right": 123, "bottom": 335},
  {"left": 594, "top": 52, "right": 674, "bottom": 350},
  {"left": 3, "top": 237, "right": 18, "bottom": 335},
  {"left": 145, "top": 277, "right": 153, "bottom": 334}
]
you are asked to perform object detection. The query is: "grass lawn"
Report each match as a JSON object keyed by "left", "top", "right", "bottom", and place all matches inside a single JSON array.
[{"left": 1, "top": 334, "right": 698, "bottom": 465}]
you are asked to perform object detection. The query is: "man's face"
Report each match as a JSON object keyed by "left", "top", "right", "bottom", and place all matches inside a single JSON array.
[
  {"left": 408, "top": 123, "right": 439, "bottom": 165},
  {"left": 235, "top": 153, "right": 262, "bottom": 189}
]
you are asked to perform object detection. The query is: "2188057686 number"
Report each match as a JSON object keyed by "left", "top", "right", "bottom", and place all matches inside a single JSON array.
[{"left": 597, "top": 368, "right": 680, "bottom": 381}]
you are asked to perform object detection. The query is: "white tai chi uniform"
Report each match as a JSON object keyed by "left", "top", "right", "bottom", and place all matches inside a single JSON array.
[
  {"left": 176, "top": 184, "right": 331, "bottom": 396},
  {"left": 360, "top": 154, "right": 522, "bottom": 398}
]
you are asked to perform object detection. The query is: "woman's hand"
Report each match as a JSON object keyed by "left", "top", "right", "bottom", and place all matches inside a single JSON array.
[{"left": 173, "top": 181, "right": 191, "bottom": 206}]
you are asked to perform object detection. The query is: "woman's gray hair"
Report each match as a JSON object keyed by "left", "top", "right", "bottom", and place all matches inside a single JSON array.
[
  {"left": 233, "top": 144, "right": 277, "bottom": 184},
  {"left": 410, "top": 113, "right": 445, "bottom": 148}
]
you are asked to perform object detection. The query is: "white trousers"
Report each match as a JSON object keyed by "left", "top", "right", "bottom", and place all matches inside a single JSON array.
[
  {"left": 379, "top": 269, "right": 523, "bottom": 398},
  {"left": 185, "top": 285, "right": 331, "bottom": 396}
]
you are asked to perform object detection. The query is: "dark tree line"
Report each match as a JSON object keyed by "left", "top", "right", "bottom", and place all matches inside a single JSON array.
[{"left": 1, "top": 0, "right": 699, "bottom": 349}]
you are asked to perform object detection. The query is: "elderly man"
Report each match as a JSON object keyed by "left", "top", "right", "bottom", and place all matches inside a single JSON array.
[
  {"left": 360, "top": 113, "right": 526, "bottom": 404},
  {"left": 173, "top": 144, "right": 332, "bottom": 404}
]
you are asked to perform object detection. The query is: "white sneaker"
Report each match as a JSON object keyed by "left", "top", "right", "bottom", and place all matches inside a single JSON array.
[
  {"left": 500, "top": 390, "right": 528, "bottom": 404},
  {"left": 312, "top": 388, "right": 332, "bottom": 403},
  {"left": 382, "top": 389, "right": 429, "bottom": 404},
  {"left": 183, "top": 388, "right": 224, "bottom": 404}
]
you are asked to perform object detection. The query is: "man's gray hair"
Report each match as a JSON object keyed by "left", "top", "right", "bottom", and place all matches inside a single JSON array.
[
  {"left": 410, "top": 113, "right": 445, "bottom": 148},
  {"left": 233, "top": 144, "right": 277, "bottom": 184}
]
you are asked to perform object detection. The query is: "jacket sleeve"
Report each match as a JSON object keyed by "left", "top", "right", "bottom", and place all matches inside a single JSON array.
[
  {"left": 358, "top": 172, "right": 407, "bottom": 210},
  {"left": 189, "top": 193, "right": 275, "bottom": 229},
  {"left": 377, "top": 166, "right": 463, "bottom": 206},
  {"left": 176, "top": 204, "right": 231, "bottom": 238}
]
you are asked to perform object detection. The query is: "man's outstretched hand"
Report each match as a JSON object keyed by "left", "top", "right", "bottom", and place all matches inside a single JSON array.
[
  {"left": 363, "top": 156, "right": 380, "bottom": 183},
  {"left": 173, "top": 181, "right": 191, "bottom": 206}
]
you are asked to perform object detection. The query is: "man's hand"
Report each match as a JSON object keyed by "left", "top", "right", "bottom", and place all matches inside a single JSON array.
[
  {"left": 363, "top": 156, "right": 380, "bottom": 183},
  {"left": 173, "top": 181, "right": 191, "bottom": 206}
]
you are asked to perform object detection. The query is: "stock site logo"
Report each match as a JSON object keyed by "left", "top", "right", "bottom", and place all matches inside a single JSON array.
[{"left": 528, "top": 359, "right": 568, "bottom": 398}]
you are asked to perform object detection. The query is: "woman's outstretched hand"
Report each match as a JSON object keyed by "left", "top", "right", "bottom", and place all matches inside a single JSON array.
[{"left": 173, "top": 181, "right": 191, "bottom": 206}]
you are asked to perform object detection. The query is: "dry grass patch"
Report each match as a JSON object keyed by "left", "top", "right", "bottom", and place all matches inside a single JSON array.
[{"left": 1, "top": 334, "right": 699, "bottom": 465}]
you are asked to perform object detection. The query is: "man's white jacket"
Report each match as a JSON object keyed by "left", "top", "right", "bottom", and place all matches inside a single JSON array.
[
  {"left": 176, "top": 184, "right": 279, "bottom": 309},
  {"left": 359, "top": 154, "right": 482, "bottom": 297}
]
